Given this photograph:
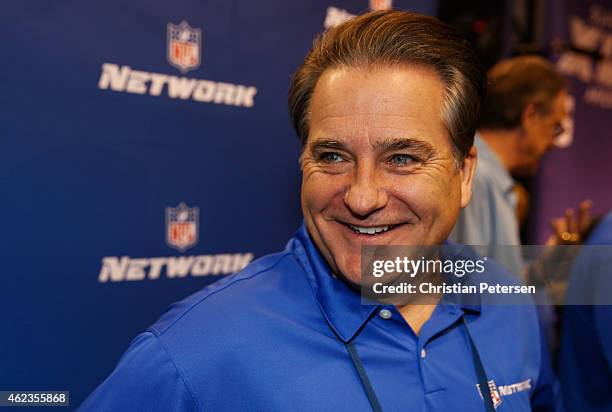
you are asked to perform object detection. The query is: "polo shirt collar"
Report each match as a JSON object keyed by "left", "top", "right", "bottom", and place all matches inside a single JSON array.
[
  {"left": 291, "top": 225, "right": 484, "bottom": 341},
  {"left": 291, "top": 223, "right": 379, "bottom": 343}
]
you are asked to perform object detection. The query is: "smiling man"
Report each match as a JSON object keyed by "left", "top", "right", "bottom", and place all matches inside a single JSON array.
[
  {"left": 80, "top": 11, "right": 561, "bottom": 412},
  {"left": 301, "top": 66, "right": 470, "bottom": 284},
  {"left": 298, "top": 64, "right": 478, "bottom": 334}
]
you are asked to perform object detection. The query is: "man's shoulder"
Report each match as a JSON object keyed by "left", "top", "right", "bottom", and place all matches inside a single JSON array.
[
  {"left": 148, "top": 249, "right": 310, "bottom": 339},
  {"left": 78, "top": 247, "right": 325, "bottom": 410}
]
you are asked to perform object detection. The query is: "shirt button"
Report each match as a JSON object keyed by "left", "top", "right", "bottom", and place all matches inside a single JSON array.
[
  {"left": 379, "top": 309, "right": 392, "bottom": 320},
  {"left": 420, "top": 348, "right": 427, "bottom": 359}
]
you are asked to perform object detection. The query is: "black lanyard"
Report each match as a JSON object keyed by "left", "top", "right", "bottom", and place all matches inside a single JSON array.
[
  {"left": 344, "top": 316, "right": 496, "bottom": 412},
  {"left": 462, "top": 317, "right": 496, "bottom": 412}
]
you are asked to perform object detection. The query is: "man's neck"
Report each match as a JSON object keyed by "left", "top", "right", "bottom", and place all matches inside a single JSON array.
[
  {"left": 478, "top": 128, "right": 519, "bottom": 173},
  {"left": 396, "top": 303, "right": 437, "bottom": 336}
]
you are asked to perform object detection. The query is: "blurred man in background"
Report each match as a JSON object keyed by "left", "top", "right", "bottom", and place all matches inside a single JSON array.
[{"left": 449, "top": 56, "right": 569, "bottom": 277}]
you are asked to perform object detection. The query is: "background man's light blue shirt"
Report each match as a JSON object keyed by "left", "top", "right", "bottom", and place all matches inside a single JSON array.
[{"left": 450, "top": 135, "right": 525, "bottom": 278}]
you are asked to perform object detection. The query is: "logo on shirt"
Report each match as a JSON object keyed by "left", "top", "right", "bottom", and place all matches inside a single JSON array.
[
  {"left": 166, "top": 202, "right": 199, "bottom": 252},
  {"left": 476, "top": 378, "right": 532, "bottom": 408},
  {"left": 167, "top": 21, "right": 202, "bottom": 73},
  {"left": 476, "top": 380, "right": 502, "bottom": 409}
]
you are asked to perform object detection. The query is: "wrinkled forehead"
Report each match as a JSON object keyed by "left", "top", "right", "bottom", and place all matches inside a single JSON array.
[
  {"left": 307, "top": 65, "right": 449, "bottom": 150},
  {"left": 311, "top": 65, "right": 444, "bottom": 111}
]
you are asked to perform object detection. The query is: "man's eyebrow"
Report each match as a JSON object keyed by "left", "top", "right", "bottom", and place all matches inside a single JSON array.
[
  {"left": 308, "top": 137, "right": 437, "bottom": 157},
  {"left": 309, "top": 139, "right": 348, "bottom": 151},
  {"left": 375, "top": 138, "right": 436, "bottom": 156}
]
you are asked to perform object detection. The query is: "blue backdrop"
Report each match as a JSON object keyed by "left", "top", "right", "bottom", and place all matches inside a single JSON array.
[
  {"left": 0, "top": 1, "right": 435, "bottom": 409},
  {"left": 535, "top": 0, "right": 612, "bottom": 242}
]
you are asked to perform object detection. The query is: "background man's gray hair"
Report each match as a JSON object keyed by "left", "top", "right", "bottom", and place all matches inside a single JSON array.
[{"left": 478, "top": 55, "right": 566, "bottom": 130}]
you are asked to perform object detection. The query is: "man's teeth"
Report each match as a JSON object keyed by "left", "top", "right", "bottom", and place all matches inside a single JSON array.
[{"left": 349, "top": 225, "right": 392, "bottom": 235}]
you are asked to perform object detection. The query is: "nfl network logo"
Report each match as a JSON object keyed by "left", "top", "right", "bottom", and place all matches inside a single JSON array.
[
  {"left": 166, "top": 203, "right": 199, "bottom": 252},
  {"left": 476, "top": 380, "right": 503, "bottom": 409},
  {"left": 167, "top": 21, "right": 202, "bottom": 73}
]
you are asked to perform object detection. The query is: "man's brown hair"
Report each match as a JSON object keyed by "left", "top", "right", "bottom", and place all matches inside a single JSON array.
[
  {"left": 288, "top": 10, "right": 486, "bottom": 163},
  {"left": 478, "top": 55, "right": 566, "bottom": 130}
]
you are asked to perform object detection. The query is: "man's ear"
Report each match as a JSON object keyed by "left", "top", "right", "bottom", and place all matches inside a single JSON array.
[
  {"left": 521, "top": 102, "right": 539, "bottom": 132},
  {"left": 460, "top": 145, "right": 477, "bottom": 208}
]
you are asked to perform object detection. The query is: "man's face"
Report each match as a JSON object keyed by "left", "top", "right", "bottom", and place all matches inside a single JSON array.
[
  {"left": 300, "top": 66, "right": 476, "bottom": 285},
  {"left": 517, "top": 90, "right": 569, "bottom": 176}
]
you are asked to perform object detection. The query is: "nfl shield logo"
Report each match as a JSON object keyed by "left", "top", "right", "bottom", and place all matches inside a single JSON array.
[
  {"left": 477, "top": 380, "right": 503, "bottom": 409},
  {"left": 166, "top": 203, "right": 199, "bottom": 252},
  {"left": 167, "top": 21, "right": 201, "bottom": 73}
]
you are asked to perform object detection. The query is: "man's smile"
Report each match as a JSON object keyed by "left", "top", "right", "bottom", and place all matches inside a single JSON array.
[
  {"left": 335, "top": 220, "right": 409, "bottom": 240},
  {"left": 348, "top": 224, "right": 395, "bottom": 235}
]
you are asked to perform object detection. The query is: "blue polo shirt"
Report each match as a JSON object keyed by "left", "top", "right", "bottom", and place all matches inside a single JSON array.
[
  {"left": 559, "top": 212, "right": 612, "bottom": 412},
  {"left": 80, "top": 223, "right": 560, "bottom": 411}
]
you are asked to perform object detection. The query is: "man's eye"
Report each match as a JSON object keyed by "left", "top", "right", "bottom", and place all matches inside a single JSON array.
[
  {"left": 388, "top": 154, "right": 416, "bottom": 166},
  {"left": 320, "top": 152, "right": 344, "bottom": 163}
]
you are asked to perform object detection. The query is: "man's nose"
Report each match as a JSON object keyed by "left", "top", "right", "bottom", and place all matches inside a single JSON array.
[{"left": 343, "top": 165, "right": 389, "bottom": 218}]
